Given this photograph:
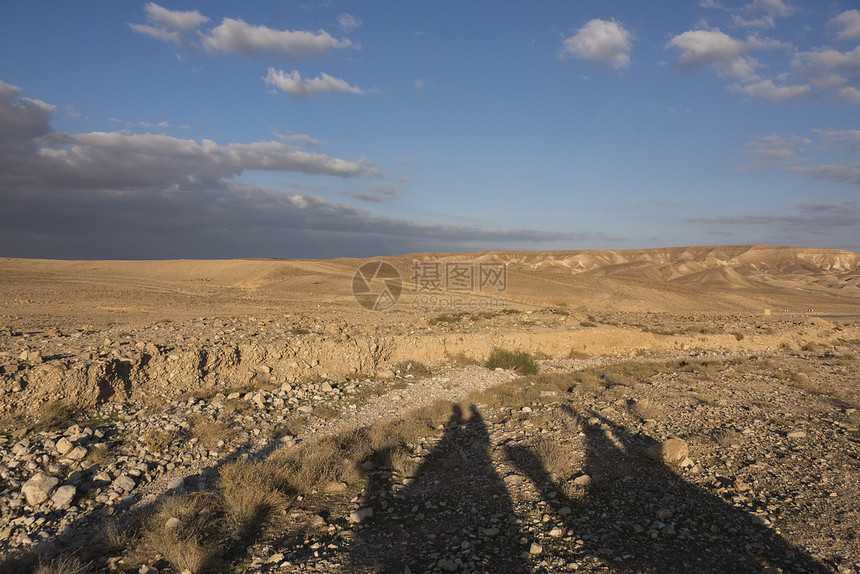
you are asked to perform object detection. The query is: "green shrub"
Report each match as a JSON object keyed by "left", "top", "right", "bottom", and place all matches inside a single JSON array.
[{"left": 485, "top": 348, "right": 538, "bottom": 375}]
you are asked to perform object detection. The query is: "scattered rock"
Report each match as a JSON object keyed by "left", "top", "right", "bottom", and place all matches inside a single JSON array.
[
  {"left": 348, "top": 507, "right": 374, "bottom": 524},
  {"left": 50, "top": 485, "right": 76, "bottom": 510},
  {"left": 644, "top": 438, "right": 689, "bottom": 464},
  {"left": 22, "top": 472, "right": 59, "bottom": 506}
]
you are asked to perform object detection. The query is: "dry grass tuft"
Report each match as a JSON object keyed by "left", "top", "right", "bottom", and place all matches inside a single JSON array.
[
  {"left": 219, "top": 460, "right": 285, "bottom": 533},
  {"left": 34, "top": 556, "right": 90, "bottom": 574},
  {"left": 0, "top": 552, "right": 36, "bottom": 574},
  {"left": 393, "top": 360, "right": 432, "bottom": 377},
  {"left": 268, "top": 415, "right": 306, "bottom": 439},
  {"left": 139, "top": 493, "right": 220, "bottom": 574},
  {"left": 33, "top": 401, "right": 78, "bottom": 432},
  {"left": 189, "top": 415, "right": 238, "bottom": 446},
  {"left": 312, "top": 404, "right": 339, "bottom": 420},
  {"left": 84, "top": 444, "right": 113, "bottom": 466},
  {"left": 533, "top": 435, "right": 576, "bottom": 479},
  {"left": 141, "top": 429, "right": 177, "bottom": 454}
]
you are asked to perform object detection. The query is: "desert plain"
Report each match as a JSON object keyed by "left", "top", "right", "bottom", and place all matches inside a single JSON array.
[{"left": 1, "top": 244, "right": 859, "bottom": 573}]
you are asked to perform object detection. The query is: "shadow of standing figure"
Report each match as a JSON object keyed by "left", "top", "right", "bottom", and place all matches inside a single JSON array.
[
  {"left": 505, "top": 408, "right": 833, "bottom": 574},
  {"left": 350, "top": 404, "right": 532, "bottom": 574}
]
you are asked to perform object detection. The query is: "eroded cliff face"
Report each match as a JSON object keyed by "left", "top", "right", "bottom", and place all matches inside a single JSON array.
[{"left": 3, "top": 310, "right": 854, "bottom": 416}]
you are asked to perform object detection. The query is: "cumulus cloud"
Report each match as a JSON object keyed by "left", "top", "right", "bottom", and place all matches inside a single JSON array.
[
  {"left": 263, "top": 68, "right": 364, "bottom": 97},
  {"left": 1, "top": 79, "right": 584, "bottom": 259},
  {"left": 131, "top": 4, "right": 353, "bottom": 61},
  {"left": 792, "top": 46, "right": 860, "bottom": 103},
  {"left": 0, "top": 81, "right": 54, "bottom": 141},
  {"left": 202, "top": 18, "right": 352, "bottom": 59},
  {"left": 800, "top": 46, "right": 860, "bottom": 73},
  {"left": 733, "top": 0, "right": 797, "bottom": 28},
  {"left": 730, "top": 79, "right": 815, "bottom": 101},
  {"left": 667, "top": 28, "right": 812, "bottom": 102},
  {"left": 829, "top": 9, "right": 860, "bottom": 42},
  {"left": 0, "top": 79, "right": 379, "bottom": 197},
  {"left": 130, "top": 2, "right": 208, "bottom": 46},
  {"left": 668, "top": 29, "right": 746, "bottom": 68},
  {"left": 561, "top": 19, "right": 632, "bottom": 70},
  {"left": 143, "top": 2, "right": 208, "bottom": 31}
]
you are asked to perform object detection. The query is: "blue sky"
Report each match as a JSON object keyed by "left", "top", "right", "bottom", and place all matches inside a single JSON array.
[{"left": 1, "top": 0, "right": 859, "bottom": 259}]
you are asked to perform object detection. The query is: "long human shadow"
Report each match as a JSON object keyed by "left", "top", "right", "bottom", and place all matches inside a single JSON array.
[
  {"left": 505, "top": 408, "right": 832, "bottom": 574},
  {"left": 350, "top": 404, "right": 532, "bottom": 574}
]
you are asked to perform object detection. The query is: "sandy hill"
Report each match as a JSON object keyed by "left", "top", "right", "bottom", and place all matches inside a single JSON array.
[{"left": 1, "top": 245, "right": 859, "bottom": 327}]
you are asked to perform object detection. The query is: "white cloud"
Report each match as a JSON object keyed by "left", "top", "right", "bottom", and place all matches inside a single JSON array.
[
  {"left": 413, "top": 78, "right": 426, "bottom": 90},
  {"left": 130, "top": 3, "right": 208, "bottom": 46},
  {"left": 814, "top": 129, "right": 860, "bottom": 152},
  {"left": 801, "top": 46, "right": 860, "bottom": 73},
  {"left": 337, "top": 13, "right": 362, "bottom": 31},
  {"left": 275, "top": 132, "right": 324, "bottom": 146},
  {"left": 132, "top": 7, "right": 353, "bottom": 61},
  {"left": 837, "top": 86, "right": 860, "bottom": 103},
  {"left": 667, "top": 29, "right": 747, "bottom": 68},
  {"left": 733, "top": 0, "right": 797, "bottom": 28},
  {"left": 829, "top": 9, "right": 860, "bottom": 42},
  {"left": 263, "top": 68, "right": 364, "bottom": 98},
  {"left": 561, "top": 19, "right": 632, "bottom": 70},
  {"left": 202, "top": 18, "right": 352, "bottom": 59},
  {"left": 744, "top": 134, "right": 812, "bottom": 162},
  {"left": 667, "top": 28, "right": 816, "bottom": 102},
  {"left": 792, "top": 46, "right": 860, "bottom": 103},
  {"left": 742, "top": 130, "right": 860, "bottom": 186},
  {"left": 730, "top": 79, "right": 814, "bottom": 101},
  {"left": 144, "top": 2, "right": 208, "bottom": 31}
]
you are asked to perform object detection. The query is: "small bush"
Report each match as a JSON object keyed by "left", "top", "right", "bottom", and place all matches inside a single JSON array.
[
  {"left": 34, "top": 556, "right": 90, "bottom": 574},
  {"left": 142, "top": 429, "right": 176, "bottom": 454},
  {"left": 33, "top": 401, "right": 78, "bottom": 432},
  {"left": 189, "top": 416, "right": 237, "bottom": 446},
  {"left": 139, "top": 493, "right": 220, "bottom": 574},
  {"left": 485, "top": 348, "right": 538, "bottom": 375},
  {"left": 533, "top": 436, "right": 576, "bottom": 478},
  {"left": 219, "top": 461, "right": 284, "bottom": 533},
  {"left": 312, "top": 404, "right": 339, "bottom": 420},
  {"left": 393, "top": 360, "right": 432, "bottom": 377},
  {"left": 733, "top": 331, "right": 745, "bottom": 341}
]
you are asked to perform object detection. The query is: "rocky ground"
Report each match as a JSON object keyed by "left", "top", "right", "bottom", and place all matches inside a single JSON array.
[{"left": 0, "top": 309, "right": 859, "bottom": 573}]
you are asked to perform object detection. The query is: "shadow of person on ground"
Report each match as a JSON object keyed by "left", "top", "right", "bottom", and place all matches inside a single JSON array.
[
  {"left": 350, "top": 404, "right": 532, "bottom": 574},
  {"left": 505, "top": 407, "right": 832, "bottom": 573}
]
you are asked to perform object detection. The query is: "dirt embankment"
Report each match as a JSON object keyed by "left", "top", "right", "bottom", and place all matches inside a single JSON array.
[{"left": 2, "top": 313, "right": 856, "bottom": 416}]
